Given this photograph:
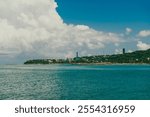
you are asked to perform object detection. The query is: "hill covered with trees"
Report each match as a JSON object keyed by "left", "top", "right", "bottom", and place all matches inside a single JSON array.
[{"left": 24, "top": 49, "right": 150, "bottom": 64}]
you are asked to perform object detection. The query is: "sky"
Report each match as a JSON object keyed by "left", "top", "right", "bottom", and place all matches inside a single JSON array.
[
  {"left": 0, "top": 0, "right": 150, "bottom": 64},
  {"left": 57, "top": 0, "right": 150, "bottom": 35},
  {"left": 56, "top": 0, "right": 150, "bottom": 25}
]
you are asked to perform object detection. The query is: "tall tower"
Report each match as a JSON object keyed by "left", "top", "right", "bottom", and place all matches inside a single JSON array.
[
  {"left": 76, "top": 52, "right": 79, "bottom": 58},
  {"left": 123, "top": 48, "right": 125, "bottom": 54}
]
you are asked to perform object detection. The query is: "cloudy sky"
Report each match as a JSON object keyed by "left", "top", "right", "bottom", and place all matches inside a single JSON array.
[{"left": 0, "top": 0, "right": 150, "bottom": 64}]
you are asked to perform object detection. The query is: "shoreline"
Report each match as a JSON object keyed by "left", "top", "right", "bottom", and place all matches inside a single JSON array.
[{"left": 24, "top": 63, "right": 150, "bottom": 66}]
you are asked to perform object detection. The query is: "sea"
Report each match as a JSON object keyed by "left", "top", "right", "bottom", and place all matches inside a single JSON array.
[{"left": 0, "top": 64, "right": 150, "bottom": 100}]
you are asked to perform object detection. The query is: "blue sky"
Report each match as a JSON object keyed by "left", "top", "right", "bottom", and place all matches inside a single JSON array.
[{"left": 56, "top": 0, "right": 150, "bottom": 32}]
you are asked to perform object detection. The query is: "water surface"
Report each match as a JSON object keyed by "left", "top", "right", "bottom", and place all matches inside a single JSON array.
[{"left": 0, "top": 64, "right": 150, "bottom": 100}]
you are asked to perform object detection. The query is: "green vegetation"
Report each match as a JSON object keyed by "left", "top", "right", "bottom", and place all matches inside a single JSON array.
[{"left": 24, "top": 49, "right": 150, "bottom": 64}]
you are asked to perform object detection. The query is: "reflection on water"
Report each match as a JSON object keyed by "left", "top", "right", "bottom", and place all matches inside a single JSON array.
[{"left": 0, "top": 64, "right": 150, "bottom": 100}]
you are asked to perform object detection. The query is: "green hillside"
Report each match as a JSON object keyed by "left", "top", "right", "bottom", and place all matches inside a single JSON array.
[{"left": 24, "top": 49, "right": 150, "bottom": 64}]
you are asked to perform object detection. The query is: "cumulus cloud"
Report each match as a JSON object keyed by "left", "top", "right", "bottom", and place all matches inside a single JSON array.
[
  {"left": 115, "top": 49, "right": 122, "bottom": 54},
  {"left": 137, "top": 41, "right": 150, "bottom": 50},
  {"left": 126, "top": 28, "right": 132, "bottom": 35},
  {"left": 0, "top": 0, "right": 123, "bottom": 63},
  {"left": 128, "top": 50, "right": 133, "bottom": 53},
  {"left": 138, "top": 30, "right": 150, "bottom": 37}
]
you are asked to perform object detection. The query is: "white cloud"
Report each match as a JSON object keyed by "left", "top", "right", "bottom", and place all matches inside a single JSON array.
[
  {"left": 137, "top": 41, "right": 150, "bottom": 50},
  {"left": 128, "top": 50, "right": 133, "bottom": 53},
  {"left": 76, "top": 25, "right": 90, "bottom": 30},
  {"left": 138, "top": 30, "right": 150, "bottom": 37},
  {"left": 0, "top": 0, "right": 123, "bottom": 63},
  {"left": 115, "top": 49, "right": 122, "bottom": 54},
  {"left": 126, "top": 28, "right": 132, "bottom": 35}
]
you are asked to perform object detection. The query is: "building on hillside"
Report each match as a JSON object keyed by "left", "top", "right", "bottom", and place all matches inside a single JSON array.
[
  {"left": 123, "top": 48, "right": 126, "bottom": 54},
  {"left": 76, "top": 52, "right": 79, "bottom": 58}
]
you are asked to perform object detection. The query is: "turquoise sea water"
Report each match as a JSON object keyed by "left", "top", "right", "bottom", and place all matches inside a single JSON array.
[{"left": 0, "top": 64, "right": 150, "bottom": 100}]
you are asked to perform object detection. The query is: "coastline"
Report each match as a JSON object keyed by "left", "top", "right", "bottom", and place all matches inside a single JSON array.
[
  {"left": 24, "top": 62, "right": 150, "bottom": 66},
  {"left": 24, "top": 49, "right": 150, "bottom": 65}
]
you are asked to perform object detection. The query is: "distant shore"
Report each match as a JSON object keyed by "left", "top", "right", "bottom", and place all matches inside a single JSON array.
[
  {"left": 71, "top": 63, "right": 150, "bottom": 65},
  {"left": 24, "top": 62, "right": 150, "bottom": 66},
  {"left": 24, "top": 49, "right": 150, "bottom": 65}
]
